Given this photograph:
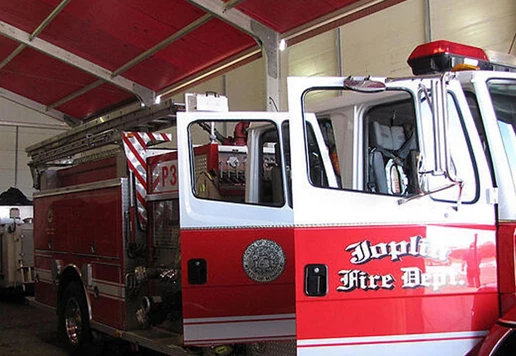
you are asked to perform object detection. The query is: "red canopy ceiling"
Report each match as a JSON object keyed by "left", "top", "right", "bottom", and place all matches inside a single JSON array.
[{"left": 0, "top": 0, "right": 372, "bottom": 121}]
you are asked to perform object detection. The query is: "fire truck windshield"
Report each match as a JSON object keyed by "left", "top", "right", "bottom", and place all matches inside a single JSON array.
[{"left": 487, "top": 79, "right": 516, "bottom": 188}]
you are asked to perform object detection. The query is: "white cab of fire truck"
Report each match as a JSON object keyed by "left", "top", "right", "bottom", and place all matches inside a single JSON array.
[{"left": 282, "top": 40, "right": 515, "bottom": 355}]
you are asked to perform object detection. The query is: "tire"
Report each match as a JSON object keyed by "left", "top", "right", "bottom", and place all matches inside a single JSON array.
[{"left": 58, "top": 281, "right": 92, "bottom": 355}]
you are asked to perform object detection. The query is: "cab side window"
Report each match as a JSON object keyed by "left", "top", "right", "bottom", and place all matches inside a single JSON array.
[
  {"left": 365, "top": 100, "right": 419, "bottom": 196},
  {"left": 188, "top": 120, "right": 285, "bottom": 207},
  {"left": 303, "top": 90, "right": 420, "bottom": 197}
]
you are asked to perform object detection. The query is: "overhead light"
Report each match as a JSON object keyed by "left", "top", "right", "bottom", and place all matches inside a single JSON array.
[
  {"left": 154, "top": 95, "right": 161, "bottom": 105},
  {"left": 279, "top": 39, "right": 286, "bottom": 51}
]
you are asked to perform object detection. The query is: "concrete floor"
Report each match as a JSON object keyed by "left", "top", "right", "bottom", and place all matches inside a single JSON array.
[
  {"left": 0, "top": 295, "right": 67, "bottom": 356},
  {"left": 0, "top": 294, "right": 149, "bottom": 356}
]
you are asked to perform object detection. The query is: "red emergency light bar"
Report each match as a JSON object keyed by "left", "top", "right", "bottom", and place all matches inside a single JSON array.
[
  {"left": 408, "top": 40, "right": 516, "bottom": 74},
  {"left": 408, "top": 40, "right": 492, "bottom": 75}
]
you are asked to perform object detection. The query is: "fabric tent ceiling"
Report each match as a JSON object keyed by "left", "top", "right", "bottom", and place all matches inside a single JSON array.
[{"left": 0, "top": 0, "right": 394, "bottom": 122}]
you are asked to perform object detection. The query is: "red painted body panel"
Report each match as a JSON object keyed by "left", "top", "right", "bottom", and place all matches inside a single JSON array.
[
  {"left": 295, "top": 224, "right": 498, "bottom": 340},
  {"left": 33, "top": 181, "right": 126, "bottom": 330},
  {"left": 90, "top": 261, "right": 124, "bottom": 329},
  {"left": 497, "top": 222, "right": 516, "bottom": 314},
  {"left": 34, "top": 254, "right": 55, "bottom": 307},
  {"left": 35, "top": 187, "right": 123, "bottom": 256},
  {"left": 35, "top": 280, "right": 57, "bottom": 307},
  {"left": 181, "top": 227, "right": 295, "bottom": 319},
  {"left": 58, "top": 157, "right": 119, "bottom": 187}
]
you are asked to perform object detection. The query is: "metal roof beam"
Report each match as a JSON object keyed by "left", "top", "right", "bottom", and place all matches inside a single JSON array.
[
  {"left": 0, "top": 87, "right": 75, "bottom": 125},
  {"left": 0, "top": 0, "right": 71, "bottom": 71},
  {"left": 48, "top": 13, "right": 213, "bottom": 110},
  {"left": 187, "top": 0, "right": 280, "bottom": 111},
  {"left": 47, "top": 79, "right": 104, "bottom": 110},
  {"left": 0, "top": 20, "right": 156, "bottom": 107},
  {"left": 187, "top": 0, "right": 254, "bottom": 35},
  {"left": 29, "top": 0, "right": 72, "bottom": 40},
  {"left": 112, "top": 14, "right": 212, "bottom": 77}
]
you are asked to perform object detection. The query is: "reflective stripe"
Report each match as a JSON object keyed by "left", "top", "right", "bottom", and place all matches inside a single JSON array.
[
  {"left": 88, "top": 278, "right": 125, "bottom": 301},
  {"left": 122, "top": 132, "right": 171, "bottom": 229},
  {"left": 184, "top": 313, "right": 295, "bottom": 345},
  {"left": 297, "top": 331, "right": 488, "bottom": 355}
]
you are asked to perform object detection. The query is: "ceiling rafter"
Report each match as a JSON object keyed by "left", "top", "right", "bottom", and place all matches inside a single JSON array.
[
  {"left": 112, "top": 14, "right": 213, "bottom": 77},
  {"left": 0, "top": 0, "right": 73, "bottom": 123},
  {"left": 0, "top": 0, "right": 71, "bottom": 71},
  {"left": 0, "top": 18, "right": 156, "bottom": 109},
  {"left": 0, "top": 87, "right": 75, "bottom": 124},
  {"left": 187, "top": 0, "right": 255, "bottom": 36},
  {"left": 44, "top": 13, "right": 213, "bottom": 110}
]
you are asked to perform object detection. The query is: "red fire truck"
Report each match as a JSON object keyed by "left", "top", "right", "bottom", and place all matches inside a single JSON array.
[{"left": 27, "top": 40, "right": 516, "bottom": 355}]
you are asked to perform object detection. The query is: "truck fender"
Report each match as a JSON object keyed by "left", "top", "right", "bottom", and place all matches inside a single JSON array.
[
  {"left": 476, "top": 306, "right": 516, "bottom": 355},
  {"left": 56, "top": 264, "right": 92, "bottom": 321}
]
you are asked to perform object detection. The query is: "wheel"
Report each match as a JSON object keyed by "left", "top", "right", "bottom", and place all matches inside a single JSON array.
[{"left": 58, "top": 282, "right": 92, "bottom": 355}]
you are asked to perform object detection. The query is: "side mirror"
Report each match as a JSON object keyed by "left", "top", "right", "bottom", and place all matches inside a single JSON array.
[{"left": 400, "top": 74, "right": 464, "bottom": 207}]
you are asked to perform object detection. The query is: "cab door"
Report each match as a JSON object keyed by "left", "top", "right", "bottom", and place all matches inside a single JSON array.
[
  {"left": 287, "top": 76, "right": 497, "bottom": 355},
  {"left": 176, "top": 111, "right": 296, "bottom": 346}
]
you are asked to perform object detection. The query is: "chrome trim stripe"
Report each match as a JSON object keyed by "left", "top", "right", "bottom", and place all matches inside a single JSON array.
[
  {"left": 184, "top": 316, "right": 295, "bottom": 343},
  {"left": 34, "top": 178, "right": 124, "bottom": 198},
  {"left": 297, "top": 331, "right": 488, "bottom": 346},
  {"left": 34, "top": 249, "right": 67, "bottom": 255},
  {"left": 88, "top": 278, "right": 125, "bottom": 301},
  {"left": 147, "top": 192, "right": 179, "bottom": 201},
  {"left": 184, "top": 313, "right": 296, "bottom": 324},
  {"left": 180, "top": 222, "right": 497, "bottom": 230},
  {"left": 73, "top": 253, "right": 120, "bottom": 261},
  {"left": 187, "top": 335, "right": 294, "bottom": 346}
]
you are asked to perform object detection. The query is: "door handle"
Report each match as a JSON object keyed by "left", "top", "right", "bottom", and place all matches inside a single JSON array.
[
  {"left": 188, "top": 259, "right": 207, "bottom": 285},
  {"left": 305, "top": 264, "right": 327, "bottom": 297}
]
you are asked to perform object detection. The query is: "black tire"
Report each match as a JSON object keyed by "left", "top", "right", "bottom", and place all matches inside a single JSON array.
[{"left": 58, "top": 281, "right": 92, "bottom": 355}]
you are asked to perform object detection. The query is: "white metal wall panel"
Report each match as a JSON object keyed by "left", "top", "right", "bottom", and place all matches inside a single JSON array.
[
  {"left": 430, "top": 0, "right": 516, "bottom": 54},
  {"left": 0, "top": 97, "right": 66, "bottom": 199},
  {"left": 339, "top": 0, "right": 426, "bottom": 77},
  {"left": 17, "top": 127, "right": 63, "bottom": 198},
  {"left": 0, "top": 126, "right": 16, "bottom": 152},
  {"left": 226, "top": 58, "right": 265, "bottom": 111},
  {"left": 288, "top": 30, "right": 338, "bottom": 77},
  {"left": 287, "top": 30, "right": 339, "bottom": 107},
  {"left": 171, "top": 76, "right": 224, "bottom": 104}
]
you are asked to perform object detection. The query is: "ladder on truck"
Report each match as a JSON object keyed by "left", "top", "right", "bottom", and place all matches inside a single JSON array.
[{"left": 26, "top": 99, "right": 184, "bottom": 189}]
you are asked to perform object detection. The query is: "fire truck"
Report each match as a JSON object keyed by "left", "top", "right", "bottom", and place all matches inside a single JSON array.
[
  {"left": 27, "top": 40, "right": 516, "bottom": 355},
  {"left": 0, "top": 203, "right": 34, "bottom": 295}
]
